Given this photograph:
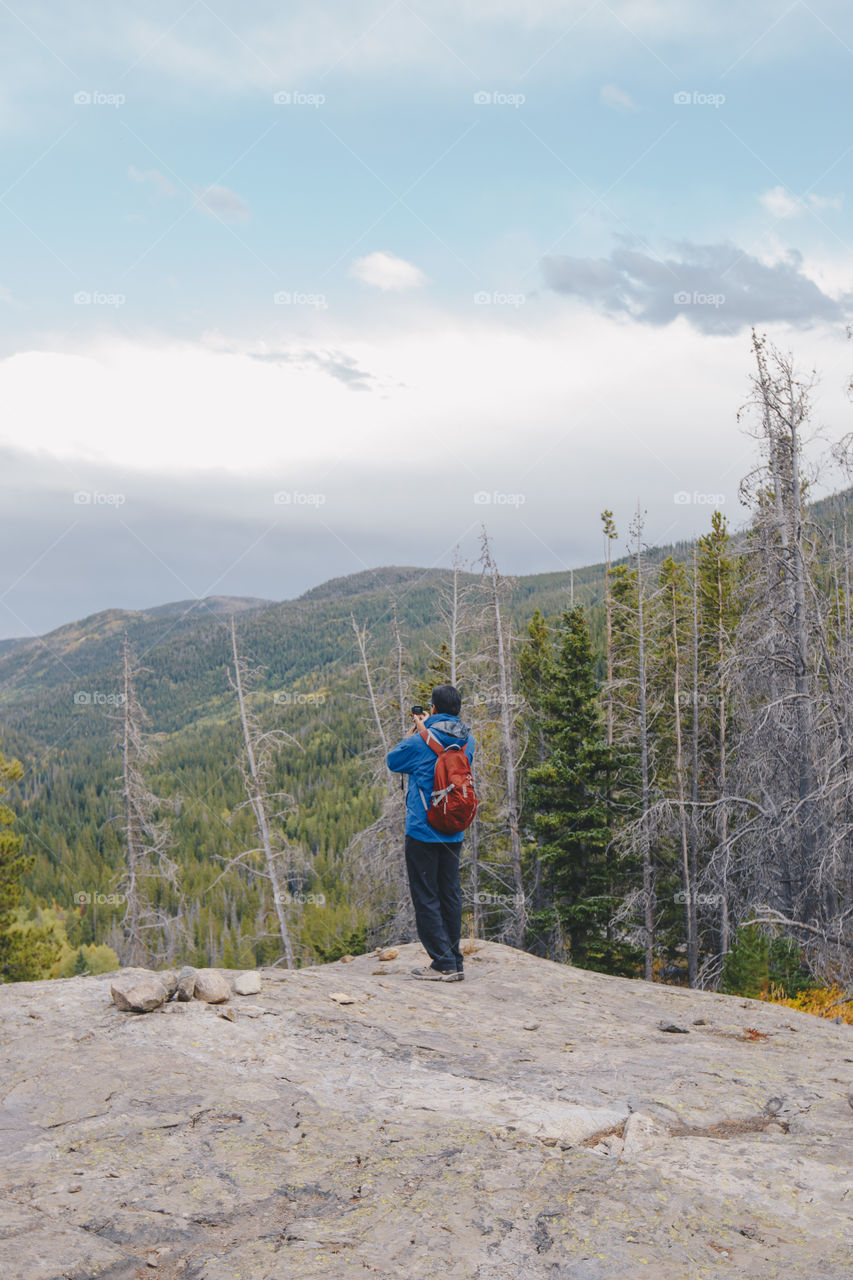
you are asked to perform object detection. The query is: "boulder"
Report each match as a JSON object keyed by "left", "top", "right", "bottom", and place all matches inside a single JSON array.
[
  {"left": 110, "top": 971, "right": 169, "bottom": 1014},
  {"left": 175, "top": 966, "right": 197, "bottom": 1001},
  {"left": 192, "top": 969, "right": 231, "bottom": 1004},
  {"left": 233, "top": 971, "right": 261, "bottom": 996},
  {"left": 160, "top": 969, "right": 180, "bottom": 1000}
]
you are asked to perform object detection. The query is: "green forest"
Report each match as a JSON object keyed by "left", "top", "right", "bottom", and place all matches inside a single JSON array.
[{"left": 2, "top": 337, "right": 852, "bottom": 1006}]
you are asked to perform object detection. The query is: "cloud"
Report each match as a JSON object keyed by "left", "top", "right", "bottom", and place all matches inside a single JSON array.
[
  {"left": 194, "top": 183, "right": 251, "bottom": 224},
  {"left": 760, "top": 186, "right": 803, "bottom": 219},
  {"left": 541, "top": 240, "right": 852, "bottom": 334},
  {"left": 245, "top": 346, "right": 376, "bottom": 392},
  {"left": 129, "top": 166, "right": 177, "bottom": 199},
  {"left": 759, "top": 185, "right": 843, "bottom": 219},
  {"left": 350, "top": 251, "right": 426, "bottom": 292},
  {"left": 0, "top": 285, "right": 13, "bottom": 304},
  {"left": 600, "top": 83, "right": 638, "bottom": 112}
]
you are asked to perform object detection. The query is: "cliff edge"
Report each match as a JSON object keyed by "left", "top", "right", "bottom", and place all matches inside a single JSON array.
[{"left": 1, "top": 941, "right": 851, "bottom": 1279}]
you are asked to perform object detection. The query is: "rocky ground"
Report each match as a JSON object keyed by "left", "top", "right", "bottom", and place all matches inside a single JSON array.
[{"left": 1, "top": 941, "right": 851, "bottom": 1279}]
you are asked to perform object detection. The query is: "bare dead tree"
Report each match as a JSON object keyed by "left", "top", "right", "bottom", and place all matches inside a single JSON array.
[
  {"left": 632, "top": 505, "right": 655, "bottom": 980},
  {"left": 226, "top": 616, "right": 303, "bottom": 970},
  {"left": 345, "top": 613, "right": 413, "bottom": 943},
  {"left": 662, "top": 558, "right": 698, "bottom": 985},
  {"left": 477, "top": 528, "right": 525, "bottom": 946},
  {"left": 725, "top": 336, "right": 853, "bottom": 984},
  {"left": 115, "top": 635, "right": 182, "bottom": 967}
]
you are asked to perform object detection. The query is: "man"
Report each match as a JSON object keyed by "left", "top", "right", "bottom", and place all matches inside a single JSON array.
[{"left": 386, "top": 684, "right": 474, "bottom": 983}]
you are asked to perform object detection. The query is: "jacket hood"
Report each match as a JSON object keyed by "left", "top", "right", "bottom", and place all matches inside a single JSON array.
[{"left": 427, "top": 716, "right": 471, "bottom": 741}]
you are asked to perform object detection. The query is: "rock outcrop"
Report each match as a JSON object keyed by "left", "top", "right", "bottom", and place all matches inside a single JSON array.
[{"left": 1, "top": 942, "right": 851, "bottom": 1278}]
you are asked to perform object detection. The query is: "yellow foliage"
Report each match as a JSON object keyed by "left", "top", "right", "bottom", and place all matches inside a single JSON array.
[{"left": 761, "top": 983, "right": 853, "bottom": 1025}]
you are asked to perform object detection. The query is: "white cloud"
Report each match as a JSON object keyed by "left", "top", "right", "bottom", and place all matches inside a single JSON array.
[
  {"left": 350, "top": 251, "right": 427, "bottom": 292},
  {"left": 2, "top": 304, "right": 851, "bottom": 486},
  {"left": 600, "top": 83, "right": 638, "bottom": 112},
  {"left": 129, "top": 166, "right": 178, "bottom": 199},
  {"left": 194, "top": 183, "right": 251, "bottom": 223},
  {"left": 807, "top": 192, "right": 843, "bottom": 213},
  {"left": 2, "top": 0, "right": 832, "bottom": 104},
  {"left": 760, "top": 185, "right": 843, "bottom": 219}
]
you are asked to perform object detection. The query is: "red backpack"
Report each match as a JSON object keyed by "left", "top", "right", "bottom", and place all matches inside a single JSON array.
[{"left": 418, "top": 727, "right": 478, "bottom": 835}]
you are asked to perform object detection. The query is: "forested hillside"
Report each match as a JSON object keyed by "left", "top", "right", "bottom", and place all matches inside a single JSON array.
[{"left": 2, "top": 340, "right": 853, "bottom": 997}]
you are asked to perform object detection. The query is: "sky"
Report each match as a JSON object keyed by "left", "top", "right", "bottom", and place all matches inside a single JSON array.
[{"left": 2, "top": 0, "right": 853, "bottom": 638}]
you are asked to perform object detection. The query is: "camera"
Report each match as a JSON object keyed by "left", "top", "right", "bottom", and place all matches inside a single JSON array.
[{"left": 411, "top": 704, "right": 424, "bottom": 716}]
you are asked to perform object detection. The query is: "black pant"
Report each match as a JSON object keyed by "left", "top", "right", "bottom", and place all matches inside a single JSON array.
[{"left": 404, "top": 835, "right": 464, "bottom": 973}]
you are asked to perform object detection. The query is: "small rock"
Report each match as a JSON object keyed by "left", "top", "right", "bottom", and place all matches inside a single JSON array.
[
  {"left": 378, "top": 948, "right": 399, "bottom": 961},
  {"left": 111, "top": 971, "right": 169, "bottom": 1014},
  {"left": 339, "top": 954, "right": 355, "bottom": 964},
  {"left": 160, "top": 970, "right": 179, "bottom": 1000},
  {"left": 237, "top": 1004, "right": 265, "bottom": 1018},
  {"left": 622, "top": 1112, "right": 668, "bottom": 1158},
  {"left": 233, "top": 971, "right": 261, "bottom": 996},
  {"left": 523, "top": 1022, "right": 540, "bottom": 1031},
  {"left": 192, "top": 969, "right": 231, "bottom": 1004},
  {"left": 658, "top": 1020, "right": 689, "bottom": 1034},
  {"left": 218, "top": 1008, "right": 237, "bottom": 1022},
  {"left": 763, "top": 1096, "right": 784, "bottom": 1115},
  {"left": 594, "top": 1135, "right": 624, "bottom": 1157},
  {"left": 329, "top": 991, "right": 357, "bottom": 1005},
  {"left": 692, "top": 1018, "right": 707, "bottom": 1026},
  {"left": 175, "top": 967, "right": 197, "bottom": 1001}
]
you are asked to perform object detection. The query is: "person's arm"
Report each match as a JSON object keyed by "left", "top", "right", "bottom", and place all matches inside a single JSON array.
[{"left": 387, "top": 733, "right": 419, "bottom": 774}]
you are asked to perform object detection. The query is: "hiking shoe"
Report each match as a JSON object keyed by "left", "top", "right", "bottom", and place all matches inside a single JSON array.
[{"left": 410, "top": 966, "right": 462, "bottom": 982}]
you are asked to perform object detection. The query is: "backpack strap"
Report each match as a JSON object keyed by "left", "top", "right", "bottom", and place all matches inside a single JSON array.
[
  {"left": 418, "top": 726, "right": 445, "bottom": 757},
  {"left": 418, "top": 727, "right": 465, "bottom": 756}
]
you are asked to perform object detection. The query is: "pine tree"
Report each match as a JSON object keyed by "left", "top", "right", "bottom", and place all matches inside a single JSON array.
[
  {"left": 721, "top": 922, "right": 769, "bottom": 999},
  {"left": 527, "top": 606, "right": 633, "bottom": 973},
  {"left": 518, "top": 608, "right": 555, "bottom": 945},
  {"left": 0, "top": 749, "right": 58, "bottom": 981}
]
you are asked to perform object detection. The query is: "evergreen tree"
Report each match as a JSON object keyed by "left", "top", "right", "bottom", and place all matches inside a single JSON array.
[
  {"left": 527, "top": 606, "right": 635, "bottom": 973},
  {"left": 0, "top": 749, "right": 58, "bottom": 981},
  {"left": 518, "top": 608, "right": 555, "bottom": 946},
  {"left": 721, "top": 922, "right": 769, "bottom": 998}
]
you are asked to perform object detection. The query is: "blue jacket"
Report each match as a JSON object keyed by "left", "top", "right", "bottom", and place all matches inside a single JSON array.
[{"left": 386, "top": 713, "right": 475, "bottom": 843}]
